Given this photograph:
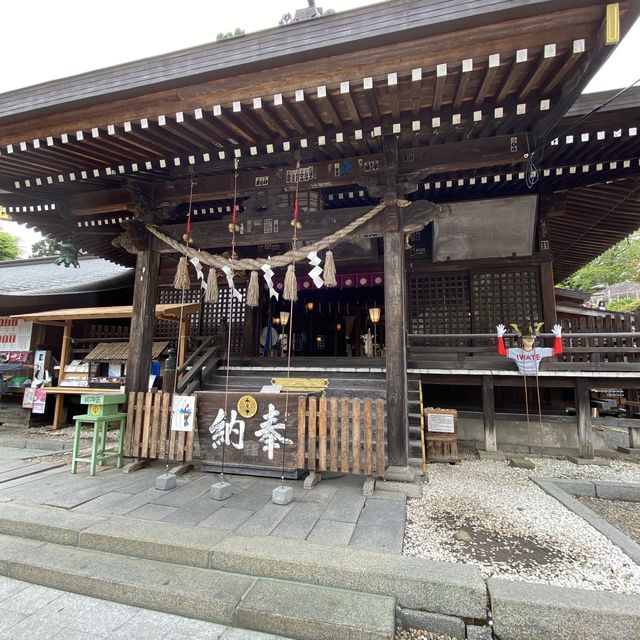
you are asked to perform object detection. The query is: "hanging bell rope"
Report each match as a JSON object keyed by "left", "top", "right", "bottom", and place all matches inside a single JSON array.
[
  {"left": 147, "top": 199, "right": 416, "bottom": 271},
  {"left": 324, "top": 250, "right": 337, "bottom": 287},
  {"left": 283, "top": 261, "right": 298, "bottom": 301},
  {"left": 173, "top": 256, "right": 190, "bottom": 290},
  {"left": 204, "top": 267, "right": 219, "bottom": 303},
  {"left": 247, "top": 270, "right": 260, "bottom": 307}
]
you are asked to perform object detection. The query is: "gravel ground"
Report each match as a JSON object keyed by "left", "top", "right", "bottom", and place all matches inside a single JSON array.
[
  {"left": 396, "top": 631, "right": 456, "bottom": 640},
  {"left": 575, "top": 495, "right": 640, "bottom": 544},
  {"left": 404, "top": 452, "right": 640, "bottom": 594}
]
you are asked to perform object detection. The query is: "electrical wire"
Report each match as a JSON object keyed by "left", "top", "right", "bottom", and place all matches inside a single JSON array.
[{"left": 524, "top": 76, "right": 640, "bottom": 189}]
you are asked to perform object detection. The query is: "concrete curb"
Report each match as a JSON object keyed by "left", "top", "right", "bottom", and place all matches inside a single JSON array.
[
  {"left": 489, "top": 577, "right": 640, "bottom": 640},
  {"left": 532, "top": 477, "right": 640, "bottom": 564},
  {"left": 210, "top": 534, "right": 487, "bottom": 620}
]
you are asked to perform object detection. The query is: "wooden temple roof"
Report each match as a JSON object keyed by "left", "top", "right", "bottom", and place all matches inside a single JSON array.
[{"left": 0, "top": 0, "right": 638, "bottom": 282}]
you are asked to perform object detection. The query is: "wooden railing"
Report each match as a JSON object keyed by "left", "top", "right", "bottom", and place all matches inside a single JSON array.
[
  {"left": 176, "top": 335, "right": 223, "bottom": 394},
  {"left": 296, "top": 396, "right": 385, "bottom": 478},
  {"left": 408, "top": 327, "right": 640, "bottom": 369}
]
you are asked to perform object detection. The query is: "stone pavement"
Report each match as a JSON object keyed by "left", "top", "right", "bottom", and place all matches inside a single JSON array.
[
  {"left": 0, "top": 453, "right": 406, "bottom": 552},
  {"left": 0, "top": 574, "right": 293, "bottom": 640}
]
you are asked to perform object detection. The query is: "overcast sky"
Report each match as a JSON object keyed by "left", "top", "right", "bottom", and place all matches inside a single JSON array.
[{"left": 1, "top": 1, "right": 639, "bottom": 255}]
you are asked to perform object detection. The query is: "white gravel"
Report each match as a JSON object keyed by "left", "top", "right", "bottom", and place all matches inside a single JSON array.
[{"left": 404, "top": 452, "right": 640, "bottom": 594}]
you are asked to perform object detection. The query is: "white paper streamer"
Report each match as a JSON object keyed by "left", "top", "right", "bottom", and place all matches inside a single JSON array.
[
  {"left": 222, "top": 265, "right": 243, "bottom": 301},
  {"left": 261, "top": 262, "right": 279, "bottom": 300},
  {"left": 307, "top": 251, "right": 324, "bottom": 288},
  {"left": 190, "top": 256, "right": 203, "bottom": 280},
  {"left": 190, "top": 256, "right": 208, "bottom": 289}
]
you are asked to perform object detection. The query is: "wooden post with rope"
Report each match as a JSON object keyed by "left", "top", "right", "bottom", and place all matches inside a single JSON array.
[{"left": 123, "top": 225, "right": 160, "bottom": 473}]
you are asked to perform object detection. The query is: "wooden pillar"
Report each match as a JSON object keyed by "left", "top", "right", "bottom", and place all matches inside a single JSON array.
[
  {"left": 243, "top": 306, "right": 257, "bottom": 358},
  {"left": 540, "top": 258, "right": 557, "bottom": 331},
  {"left": 576, "top": 378, "right": 594, "bottom": 459},
  {"left": 482, "top": 375, "right": 497, "bottom": 452},
  {"left": 383, "top": 193, "right": 409, "bottom": 468},
  {"left": 52, "top": 319, "right": 72, "bottom": 429},
  {"left": 177, "top": 317, "right": 189, "bottom": 369},
  {"left": 125, "top": 238, "right": 160, "bottom": 394}
]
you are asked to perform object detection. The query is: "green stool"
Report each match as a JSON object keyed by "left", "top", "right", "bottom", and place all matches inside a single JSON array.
[{"left": 71, "top": 393, "right": 127, "bottom": 476}]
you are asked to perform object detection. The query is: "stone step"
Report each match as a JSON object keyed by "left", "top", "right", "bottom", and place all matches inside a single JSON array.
[
  {"left": 0, "top": 531, "right": 395, "bottom": 640},
  {"left": 0, "top": 500, "right": 486, "bottom": 626}
]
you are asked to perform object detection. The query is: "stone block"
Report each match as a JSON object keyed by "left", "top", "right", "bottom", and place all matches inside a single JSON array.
[
  {"left": 211, "top": 535, "right": 487, "bottom": 619},
  {"left": 617, "top": 446, "right": 640, "bottom": 458},
  {"left": 488, "top": 578, "right": 640, "bottom": 640},
  {"left": 400, "top": 608, "right": 465, "bottom": 638},
  {"left": 550, "top": 479, "right": 595, "bottom": 496},
  {"left": 8, "top": 541, "right": 255, "bottom": 626},
  {"left": 272, "top": 485, "right": 294, "bottom": 505},
  {"left": 466, "top": 624, "right": 492, "bottom": 640},
  {"left": 306, "top": 520, "right": 355, "bottom": 546},
  {"left": 79, "top": 516, "right": 229, "bottom": 567},
  {"left": 594, "top": 480, "right": 640, "bottom": 502},
  {"left": 155, "top": 473, "right": 177, "bottom": 491},
  {"left": 235, "top": 577, "right": 396, "bottom": 640},
  {"left": 303, "top": 471, "right": 321, "bottom": 490},
  {"left": 211, "top": 481, "right": 233, "bottom": 501},
  {"left": 567, "top": 456, "right": 610, "bottom": 466},
  {"left": 362, "top": 477, "right": 376, "bottom": 497},
  {"left": 477, "top": 450, "right": 507, "bottom": 461},
  {"left": 508, "top": 456, "right": 535, "bottom": 470},
  {"left": 0, "top": 502, "right": 105, "bottom": 546},
  {"left": 375, "top": 479, "right": 422, "bottom": 498},
  {"left": 349, "top": 496, "right": 406, "bottom": 552},
  {"left": 384, "top": 466, "right": 416, "bottom": 482}
]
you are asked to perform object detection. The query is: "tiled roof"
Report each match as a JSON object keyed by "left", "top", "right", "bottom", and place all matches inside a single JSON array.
[{"left": 0, "top": 256, "right": 132, "bottom": 295}]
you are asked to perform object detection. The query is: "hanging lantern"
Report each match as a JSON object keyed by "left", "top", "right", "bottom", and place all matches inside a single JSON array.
[{"left": 55, "top": 242, "right": 80, "bottom": 268}]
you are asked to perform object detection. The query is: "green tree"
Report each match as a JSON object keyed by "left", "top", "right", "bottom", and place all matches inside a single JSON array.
[
  {"left": 605, "top": 296, "right": 640, "bottom": 313},
  {"left": 31, "top": 236, "right": 59, "bottom": 258},
  {"left": 216, "top": 27, "right": 245, "bottom": 40},
  {"left": 0, "top": 230, "right": 20, "bottom": 260},
  {"left": 560, "top": 230, "right": 640, "bottom": 292}
]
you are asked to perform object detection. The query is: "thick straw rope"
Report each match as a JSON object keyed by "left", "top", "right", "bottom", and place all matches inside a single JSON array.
[{"left": 146, "top": 199, "right": 411, "bottom": 271}]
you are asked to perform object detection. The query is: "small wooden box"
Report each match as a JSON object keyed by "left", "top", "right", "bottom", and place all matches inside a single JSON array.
[{"left": 424, "top": 408, "right": 461, "bottom": 464}]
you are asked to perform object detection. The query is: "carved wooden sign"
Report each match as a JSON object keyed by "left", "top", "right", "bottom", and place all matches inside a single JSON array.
[{"left": 195, "top": 390, "right": 300, "bottom": 478}]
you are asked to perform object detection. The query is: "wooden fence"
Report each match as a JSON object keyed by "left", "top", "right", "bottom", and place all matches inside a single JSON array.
[
  {"left": 124, "top": 391, "right": 194, "bottom": 464},
  {"left": 296, "top": 396, "right": 386, "bottom": 478}
]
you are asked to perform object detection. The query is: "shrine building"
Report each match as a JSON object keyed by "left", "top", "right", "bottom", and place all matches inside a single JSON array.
[{"left": 1, "top": 0, "right": 640, "bottom": 470}]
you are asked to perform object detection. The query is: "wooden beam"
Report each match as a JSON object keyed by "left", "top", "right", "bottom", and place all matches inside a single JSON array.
[
  {"left": 154, "top": 200, "right": 440, "bottom": 251},
  {"left": 575, "top": 377, "right": 594, "bottom": 459},
  {"left": 52, "top": 319, "right": 72, "bottom": 429}
]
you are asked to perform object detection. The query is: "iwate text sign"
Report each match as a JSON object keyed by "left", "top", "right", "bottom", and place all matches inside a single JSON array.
[{"left": 195, "top": 391, "right": 300, "bottom": 478}]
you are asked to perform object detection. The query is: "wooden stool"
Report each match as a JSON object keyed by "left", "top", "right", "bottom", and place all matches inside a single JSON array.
[{"left": 71, "top": 413, "right": 127, "bottom": 476}]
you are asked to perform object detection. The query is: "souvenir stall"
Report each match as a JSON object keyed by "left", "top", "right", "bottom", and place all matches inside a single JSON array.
[{"left": 11, "top": 303, "right": 198, "bottom": 428}]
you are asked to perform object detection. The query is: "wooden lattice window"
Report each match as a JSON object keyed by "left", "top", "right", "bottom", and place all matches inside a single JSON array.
[
  {"left": 410, "top": 274, "right": 471, "bottom": 336},
  {"left": 201, "top": 287, "right": 247, "bottom": 354},
  {"left": 157, "top": 288, "right": 201, "bottom": 338},
  {"left": 157, "top": 286, "right": 246, "bottom": 354},
  {"left": 471, "top": 270, "right": 540, "bottom": 333}
]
